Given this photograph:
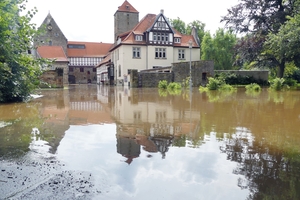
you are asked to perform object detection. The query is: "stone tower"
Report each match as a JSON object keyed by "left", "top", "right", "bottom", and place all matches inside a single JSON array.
[
  {"left": 34, "top": 13, "right": 68, "bottom": 55},
  {"left": 114, "top": 0, "right": 139, "bottom": 42}
]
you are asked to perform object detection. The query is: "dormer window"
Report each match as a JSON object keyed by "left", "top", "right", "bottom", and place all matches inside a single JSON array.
[
  {"left": 135, "top": 35, "right": 143, "bottom": 41},
  {"left": 174, "top": 38, "right": 181, "bottom": 43}
]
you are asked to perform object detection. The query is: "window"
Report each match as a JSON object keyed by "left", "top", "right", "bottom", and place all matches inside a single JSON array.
[
  {"left": 49, "top": 40, "right": 52, "bottom": 46},
  {"left": 155, "top": 48, "right": 166, "bottom": 59},
  {"left": 68, "top": 44, "right": 85, "bottom": 49},
  {"left": 174, "top": 38, "right": 181, "bottom": 43},
  {"left": 152, "top": 32, "right": 168, "bottom": 42},
  {"left": 202, "top": 72, "right": 207, "bottom": 81},
  {"left": 118, "top": 65, "right": 121, "bottom": 77},
  {"left": 178, "top": 49, "right": 185, "bottom": 60},
  {"left": 133, "top": 47, "right": 141, "bottom": 58},
  {"left": 80, "top": 68, "right": 84, "bottom": 72},
  {"left": 135, "top": 35, "right": 143, "bottom": 41},
  {"left": 93, "top": 68, "right": 96, "bottom": 72},
  {"left": 69, "top": 67, "right": 74, "bottom": 72}
]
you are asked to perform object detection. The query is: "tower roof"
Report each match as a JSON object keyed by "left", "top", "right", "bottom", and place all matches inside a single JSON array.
[{"left": 115, "top": 0, "right": 139, "bottom": 14}]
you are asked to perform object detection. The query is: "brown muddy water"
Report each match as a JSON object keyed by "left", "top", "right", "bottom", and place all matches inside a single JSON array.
[{"left": 0, "top": 85, "right": 300, "bottom": 200}]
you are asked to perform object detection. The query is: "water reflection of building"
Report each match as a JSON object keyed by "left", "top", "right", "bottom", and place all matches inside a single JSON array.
[
  {"left": 39, "top": 86, "right": 113, "bottom": 153},
  {"left": 95, "top": 85, "right": 201, "bottom": 162},
  {"left": 116, "top": 135, "right": 140, "bottom": 164}
]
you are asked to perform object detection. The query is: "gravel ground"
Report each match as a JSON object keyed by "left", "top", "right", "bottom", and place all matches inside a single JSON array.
[{"left": 0, "top": 157, "right": 102, "bottom": 200}]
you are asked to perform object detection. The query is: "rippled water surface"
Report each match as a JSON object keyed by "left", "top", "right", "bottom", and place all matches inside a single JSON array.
[{"left": 0, "top": 85, "right": 300, "bottom": 200}]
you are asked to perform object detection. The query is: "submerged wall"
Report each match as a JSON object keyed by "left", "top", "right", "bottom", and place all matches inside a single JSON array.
[{"left": 130, "top": 61, "right": 215, "bottom": 88}]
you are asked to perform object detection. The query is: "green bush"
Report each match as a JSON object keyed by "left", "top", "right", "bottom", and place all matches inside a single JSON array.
[
  {"left": 245, "top": 83, "right": 262, "bottom": 92},
  {"left": 158, "top": 80, "right": 168, "bottom": 89},
  {"left": 182, "top": 77, "right": 191, "bottom": 88},
  {"left": 206, "top": 77, "right": 223, "bottom": 90},
  {"left": 167, "top": 82, "right": 182, "bottom": 90},
  {"left": 219, "top": 84, "right": 236, "bottom": 91},
  {"left": 269, "top": 78, "right": 286, "bottom": 91},
  {"left": 215, "top": 72, "right": 268, "bottom": 85}
]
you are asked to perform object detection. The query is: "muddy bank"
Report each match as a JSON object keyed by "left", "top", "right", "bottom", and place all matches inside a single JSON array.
[{"left": 0, "top": 157, "right": 101, "bottom": 199}]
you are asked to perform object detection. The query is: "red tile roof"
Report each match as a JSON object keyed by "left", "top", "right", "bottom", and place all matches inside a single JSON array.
[
  {"left": 96, "top": 53, "right": 111, "bottom": 67},
  {"left": 122, "top": 14, "right": 157, "bottom": 45},
  {"left": 37, "top": 46, "right": 68, "bottom": 62},
  {"left": 114, "top": 13, "right": 200, "bottom": 48},
  {"left": 116, "top": 0, "right": 138, "bottom": 14},
  {"left": 67, "top": 41, "right": 113, "bottom": 57}
]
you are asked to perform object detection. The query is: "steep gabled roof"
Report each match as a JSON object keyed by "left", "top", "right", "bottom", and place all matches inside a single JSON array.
[
  {"left": 67, "top": 41, "right": 113, "bottom": 57},
  {"left": 37, "top": 46, "right": 68, "bottom": 62},
  {"left": 146, "top": 12, "right": 174, "bottom": 34},
  {"left": 121, "top": 14, "right": 157, "bottom": 45},
  {"left": 115, "top": 0, "right": 139, "bottom": 14},
  {"left": 111, "top": 11, "right": 200, "bottom": 49},
  {"left": 41, "top": 13, "right": 67, "bottom": 41}
]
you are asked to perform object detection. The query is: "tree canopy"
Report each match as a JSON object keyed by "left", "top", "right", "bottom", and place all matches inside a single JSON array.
[
  {"left": 221, "top": 0, "right": 299, "bottom": 78},
  {"left": 201, "top": 29, "right": 237, "bottom": 70},
  {"left": 0, "top": 0, "right": 43, "bottom": 103},
  {"left": 170, "top": 18, "right": 206, "bottom": 48}
]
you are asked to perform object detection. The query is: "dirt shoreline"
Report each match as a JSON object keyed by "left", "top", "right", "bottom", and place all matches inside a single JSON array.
[{"left": 0, "top": 157, "right": 100, "bottom": 200}]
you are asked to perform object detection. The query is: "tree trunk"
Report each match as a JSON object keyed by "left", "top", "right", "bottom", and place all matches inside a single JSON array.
[{"left": 277, "top": 61, "right": 285, "bottom": 78}]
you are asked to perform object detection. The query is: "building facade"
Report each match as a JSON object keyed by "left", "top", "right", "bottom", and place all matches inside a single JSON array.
[
  {"left": 35, "top": 13, "right": 113, "bottom": 85},
  {"left": 96, "top": 1, "right": 201, "bottom": 86}
]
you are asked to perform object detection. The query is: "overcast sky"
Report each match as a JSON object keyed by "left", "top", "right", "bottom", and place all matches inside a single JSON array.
[{"left": 25, "top": 0, "right": 239, "bottom": 43}]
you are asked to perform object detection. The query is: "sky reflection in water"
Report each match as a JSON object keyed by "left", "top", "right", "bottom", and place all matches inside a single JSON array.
[
  {"left": 57, "top": 123, "right": 248, "bottom": 200},
  {"left": 2, "top": 85, "right": 300, "bottom": 199}
]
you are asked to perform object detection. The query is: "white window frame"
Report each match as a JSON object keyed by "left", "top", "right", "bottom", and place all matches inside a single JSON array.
[
  {"left": 155, "top": 48, "right": 166, "bottom": 59},
  {"left": 135, "top": 35, "right": 143, "bottom": 41},
  {"left": 133, "top": 47, "right": 141, "bottom": 58},
  {"left": 174, "top": 38, "right": 181, "bottom": 43},
  {"left": 178, "top": 49, "right": 185, "bottom": 60}
]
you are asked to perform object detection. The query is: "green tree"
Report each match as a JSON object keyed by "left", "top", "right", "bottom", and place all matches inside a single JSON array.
[
  {"left": 221, "top": 0, "right": 298, "bottom": 78},
  {"left": 186, "top": 20, "right": 206, "bottom": 47},
  {"left": 201, "top": 32, "right": 214, "bottom": 61},
  {"left": 170, "top": 17, "right": 186, "bottom": 34},
  {"left": 265, "top": 13, "right": 300, "bottom": 77},
  {"left": 201, "top": 29, "right": 237, "bottom": 70},
  {"left": 0, "top": 0, "right": 43, "bottom": 103}
]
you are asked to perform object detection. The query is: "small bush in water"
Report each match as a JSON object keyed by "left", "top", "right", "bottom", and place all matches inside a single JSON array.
[
  {"left": 245, "top": 83, "right": 261, "bottom": 92},
  {"left": 269, "top": 78, "right": 286, "bottom": 91},
  {"left": 206, "top": 77, "right": 223, "bottom": 90},
  {"left": 167, "top": 82, "right": 182, "bottom": 90},
  {"left": 158, "top": 80, "right": 168, "bottom": 89}
]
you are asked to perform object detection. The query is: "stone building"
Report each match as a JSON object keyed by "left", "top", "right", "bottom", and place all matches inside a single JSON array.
[
  {"left": 34, "top": 13, "right": 113, "bottom": 86},
  {"left": 36, "top": 45, "right": 69, "bottom": 87},
  {"left": 67, "top": 41, "right": 112, "bottom": 84},
  {"left": 114, "top": 0, "right": 139, "bottom": 42}
]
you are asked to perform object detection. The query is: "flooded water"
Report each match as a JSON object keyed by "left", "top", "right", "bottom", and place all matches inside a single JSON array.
[{"left": 0, "top": 85, "right": 300, "bottom": 200}]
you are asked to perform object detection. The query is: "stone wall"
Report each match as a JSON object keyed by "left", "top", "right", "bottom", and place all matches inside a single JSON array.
[
  {"left": 68, "top": 66, "right": 97, "bottom": 84},
  {"left": 215, "top": 70, "right": 269, "bottom": 82},
  {"left": 40, "top": 69, "right": 63, "bottom": 88},
  {"left": 138, "top": 72, "right": 173, "bottom": 88},
  {"left": 172, "top": 61, "right": 214, "bottom": 87},
  {"left": 130, "top": 61, "right": 214, "bottom": 88}
]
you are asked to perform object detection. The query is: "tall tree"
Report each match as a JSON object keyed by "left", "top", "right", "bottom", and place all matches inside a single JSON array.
[
  {"left": 0, "top": 0, "right": 43, "bottom": 102},
  {"left": 201, "top": 32, "right": 214, "bottom": 61},
  {"left": 265, "top": 13, "right": 300, "bottom": 71},
  {"left": 221, "top": 0, "right": 298, "bottom": 77},
  {"left": 201, "top": 29, "right": 237, "bottom": 70},
  {"left": 170, "top": 17, "right": 186, "bottom": 34},
  {"left": 186, "top": 20, "right": 206, "bottom": 47}
]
